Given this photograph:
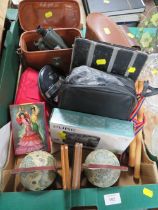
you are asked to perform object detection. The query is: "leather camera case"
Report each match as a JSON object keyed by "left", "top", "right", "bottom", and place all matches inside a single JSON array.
[
  {"left": 19, "top": 0, "right": 81, "bottom": 73},
  {"left": 86, "top": 13, "right": 139, "bottom": 48}
]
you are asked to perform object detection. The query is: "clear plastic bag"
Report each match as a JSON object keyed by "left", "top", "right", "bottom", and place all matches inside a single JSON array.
[
  {"left": 139, "top": 53, "right": 158, "bottom": 155},
  {"left": 67, "top": 65, "right": 132, "bottom": 87},
  {"left": 139, "top": 53, "right": 158, "bottom": 113}
]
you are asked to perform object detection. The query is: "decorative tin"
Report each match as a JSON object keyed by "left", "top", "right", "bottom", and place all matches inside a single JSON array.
[
  {"left": 84, "top": 149, "right": 121, "bottom": 188},
  {"left": 19, "top": 151, "right": 56, "bottom": 191}
]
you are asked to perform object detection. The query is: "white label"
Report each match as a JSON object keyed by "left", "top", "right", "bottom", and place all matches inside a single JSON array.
[{"left": 104, "top": 193, "right": 121, "bottom": 206}]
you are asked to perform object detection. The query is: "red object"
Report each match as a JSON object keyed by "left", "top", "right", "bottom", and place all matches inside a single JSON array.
[
  {"left": 15, "top": 67, "right": 43, "bottom": 104},
  {"left": 15, "top": 67, "right": 50, "bottom": 117},
  {"left": 83, "top": 164, "right": 128, "bottom": 171},
  {"left": 11, "top": 166, "right": 57, "bottom": 174}
]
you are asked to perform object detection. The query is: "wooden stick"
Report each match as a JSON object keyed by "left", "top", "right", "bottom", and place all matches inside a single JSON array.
[
  {"left": 61, "top": 144, "right": 71, "bottom": 190},
  {"left": 72, "top": 143, "right": 83, "bottom": 190},
  {"left": 72, "top": 143, "right": 79, "bottom": 189},
  {"left": 129, "top": 138, "right": 137, "bottom": 167},
  {"left": 64, "top": 145, "right": 71, "bottom": 190},
  {"left": 77, "top": 143, "right": 83, "bottom": 189},
  {"left": 134, "top": 81, "right": 144, "bottom": 180},
  {"left": 61, "top": 145, "right": 67, "bottom": 190},
  {"left": 129, "top": 81, "right": 139, "bottom": 167}
]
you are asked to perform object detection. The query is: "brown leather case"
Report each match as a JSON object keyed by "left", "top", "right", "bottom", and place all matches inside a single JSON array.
[
  {"left": 86, "top": 13, "right": 139, "bottom": 48},
  {"left": 20, "top": 28, "right": 81, "bottom": 72},
  {"left": 19, "top": 0, "right": 81, "bottom": 73}
]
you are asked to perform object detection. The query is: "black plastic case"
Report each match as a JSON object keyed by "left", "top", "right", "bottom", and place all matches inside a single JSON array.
[{"left": 38, "top": 65, "right": 65, "bottom": 106}]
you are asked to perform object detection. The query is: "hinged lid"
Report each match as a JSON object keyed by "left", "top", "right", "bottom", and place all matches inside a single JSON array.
[{"left": 19, "top": 0, "right": 81, "bottom": 31}]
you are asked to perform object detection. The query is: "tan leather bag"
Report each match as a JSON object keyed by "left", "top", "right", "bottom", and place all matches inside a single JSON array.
[
  {"left": 86, "top": 13, "right": 138, "bottom": 48},
  {"left": 19, "top": 0, "right": 81, "bottom": 73}
]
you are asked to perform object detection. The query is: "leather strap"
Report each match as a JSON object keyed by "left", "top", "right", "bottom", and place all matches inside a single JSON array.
[
  {"left": 86, "top": 41, "right": 96, "bottom": 66},
  {"left": 124, "top": 51, "right": 138, "bottom": 77},
  {"left": 83, "top": 164, "right": 128, "bottom": 171},
  {"left": 107, "top": 47, "right": 119, "bottom": 73},
  {"left": 11, "top": 166, "right": 57, "bottom": 174}
]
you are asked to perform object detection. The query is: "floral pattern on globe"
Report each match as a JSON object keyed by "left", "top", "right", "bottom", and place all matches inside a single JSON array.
[
  {"left": 84, "top": 149, "right": 120, "bottom": 188},
  {"left": 19, "top": 150, "right": 56, "bottom": 191}
]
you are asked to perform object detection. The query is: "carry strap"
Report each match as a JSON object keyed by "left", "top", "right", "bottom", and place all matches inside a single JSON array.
[
  {"left": 130, "top": 81, "right": 158, "bottom": 135},
  {"left": 133, "top": 115, "right": 146, "bottom": 135},
  {"left": 129, "top": 96, "right": 145, "bottom": 121},
  {"left": 129, "top": 95, "right": 145, "bottom": 135}
]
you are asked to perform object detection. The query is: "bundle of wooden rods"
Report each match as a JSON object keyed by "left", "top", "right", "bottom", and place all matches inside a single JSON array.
[{"left": 129, "top": 81, "right": 144, "bottom": 180}]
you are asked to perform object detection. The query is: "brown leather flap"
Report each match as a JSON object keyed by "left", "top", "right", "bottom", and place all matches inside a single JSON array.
[
  {"left": 19, "top": 0, "right": 80, "bottom": 31},
  {"left": 86, "top": 13, "right": 134, "bottom": 47}
]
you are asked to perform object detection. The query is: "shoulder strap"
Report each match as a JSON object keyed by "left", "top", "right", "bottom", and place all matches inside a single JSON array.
[
  {"left": 129, "top": 96, "right": 145, "bottom": 121},
  {"left": 130, "top": 81, "right": 158, "bottom": 121}
]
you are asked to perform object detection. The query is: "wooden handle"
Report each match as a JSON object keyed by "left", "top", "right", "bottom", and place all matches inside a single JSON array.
[
  {"left": 129, "top": 138, "right": 136, "bottom": 167},
  {"left": 134, "top": 132, "right": 142, "bottom": 179},
  {"left": 61, "top": 145, "right": 66, "bottom": 190},
  {"left": 134, "top": 81, "right": 144, "bottom": 180},
  {"left": 129, "top": 81, "right": 139, "bottom": 167},
  {"left": 64, "top": 145, "right": 71, "bottom": 190}
]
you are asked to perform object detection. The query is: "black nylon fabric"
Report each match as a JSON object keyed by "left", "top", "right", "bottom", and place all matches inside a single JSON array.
[{"left": 59, "top": 66, "right": 137, "bottom": 120}]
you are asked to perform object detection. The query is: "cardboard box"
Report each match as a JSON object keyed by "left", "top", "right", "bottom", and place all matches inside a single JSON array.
[
  {"left": 1, "top": 133, "right": 158, "bottom": 210},
  {"left": 1, "top": 5, "right": 158, "bottom": 210},
  {"left": 50, "top": 108, "right": 135, "bottom": 154},
  {"left": 0, "top": 68, "right": 158, "bottom": 207}
]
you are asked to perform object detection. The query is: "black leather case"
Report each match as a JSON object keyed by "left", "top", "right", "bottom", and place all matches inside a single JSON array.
[
  {"left": 71, "top": 38, "right": 148, "bottom": 81},
  {"left": 59, "top": 66, "right": 137, "bottom": 120}
]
